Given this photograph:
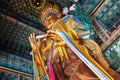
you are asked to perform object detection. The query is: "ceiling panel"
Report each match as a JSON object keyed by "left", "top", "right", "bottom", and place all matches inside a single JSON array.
[
  {"left": 95, "top": 0, "right": 120, "bottom": 32},
  {"left": 0, "top": 13, "right": 40, "bottom": 60}
]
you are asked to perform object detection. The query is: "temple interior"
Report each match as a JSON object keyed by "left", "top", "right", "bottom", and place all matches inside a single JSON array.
[{"left": 0, "top": 0, "right": 120, "bottom": 80}]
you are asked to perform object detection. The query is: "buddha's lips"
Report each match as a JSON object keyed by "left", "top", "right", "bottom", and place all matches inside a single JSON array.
[{"left": 46, "top": 22, "right": 50, "bottom": 27}]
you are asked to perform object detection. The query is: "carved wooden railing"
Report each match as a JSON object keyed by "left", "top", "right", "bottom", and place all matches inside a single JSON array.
[{"left": 0, "top": 66, "right": 33, "bottom": 80}]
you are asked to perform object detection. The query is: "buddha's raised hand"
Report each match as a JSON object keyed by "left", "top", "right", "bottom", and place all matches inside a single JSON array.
[
  {"left": 29, "top": 33, "right": 42, "bottom": 52},
  {"left": 44, "top": 30, "right": 62, "bottom": 41}
]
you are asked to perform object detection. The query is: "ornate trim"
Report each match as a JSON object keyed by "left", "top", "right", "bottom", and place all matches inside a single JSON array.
[
  {"left": 29, "top": 0, "right": 46, "bottom": 10},
  {"left": 100, "top": 25, "right": 120, "bottom": 51},
  {"left": 92, "top": 0, "right": 106, "bottom": 16},
  {"left": 0, "top": 66, "right": 33, "bottom": 78},
  {"left": 92, "top": 17, "right": 110, "bottom": 42}
]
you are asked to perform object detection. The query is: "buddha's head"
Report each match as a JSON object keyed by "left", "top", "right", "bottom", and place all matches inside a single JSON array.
[
  {"left": 43, "top": 13, "right": 59, "bottom": 29},
  {"left": 40, "top": 3, "right": 62, "bottom": 30}
]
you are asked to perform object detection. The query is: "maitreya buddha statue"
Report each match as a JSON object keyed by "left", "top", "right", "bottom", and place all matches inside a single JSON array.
[{"left": 28, "top": 3, "right": 120, "bottom": 80}]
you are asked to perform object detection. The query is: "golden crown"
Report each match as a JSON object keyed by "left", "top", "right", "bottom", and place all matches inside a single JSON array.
[{"left": 39, "top": 3, "right": 62, "bottom": 22}]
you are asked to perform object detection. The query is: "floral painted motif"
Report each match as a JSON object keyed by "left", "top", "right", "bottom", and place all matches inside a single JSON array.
[
  {"left": 62, "top": 7, "right": 69, "bottom": 15},
  {"left": 74, "top": 0, "right": 79, "bottom": 2},
  {"left": 69, "top": 4, "right": 76, "bottom": 11}
]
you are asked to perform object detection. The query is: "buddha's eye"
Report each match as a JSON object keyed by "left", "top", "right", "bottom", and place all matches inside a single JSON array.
[{"left": 47, "top": 16, "right": 52, "bottom": 20}]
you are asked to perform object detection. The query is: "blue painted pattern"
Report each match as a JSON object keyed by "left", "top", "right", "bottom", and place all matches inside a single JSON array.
[
  {"left": 0, "top": 50, "right": 33, "bottom": 75},
  {"left": 95, "top": 0, "right": 120, "bottom": 33}
]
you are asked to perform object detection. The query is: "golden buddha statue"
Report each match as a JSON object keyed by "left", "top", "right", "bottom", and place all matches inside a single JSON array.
[{"left": 29, "top": 3, "right": 120, "bottom": 80}]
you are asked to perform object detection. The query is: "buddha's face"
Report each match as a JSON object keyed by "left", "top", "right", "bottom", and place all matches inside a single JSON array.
[{"left": 43, "top": 13, "right": 58, "bottom": 30}]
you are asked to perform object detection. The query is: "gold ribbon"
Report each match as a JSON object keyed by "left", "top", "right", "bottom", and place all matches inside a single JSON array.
[
  {"left": 62, "top": 46, "right": 69, "bottom": 60},
  {"left": 57, "top": 46, "right": 63, "bottom": 61}
]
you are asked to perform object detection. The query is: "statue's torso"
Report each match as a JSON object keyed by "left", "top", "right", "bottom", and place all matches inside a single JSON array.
[
  {"left": 52, "top": 45, "right": 98, "bottom": 80},
  {"left": 44, "top": 39, "right": 120, "bottom": 80}
]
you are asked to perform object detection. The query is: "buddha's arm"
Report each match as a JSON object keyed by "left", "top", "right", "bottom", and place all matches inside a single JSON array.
[
  {"left": 41, "top": 30, "right": 66, "bottom": 54},
  {"left": 84, "top": 39, "right": 109, "bottom": 69},
  {"left": 29, "top": 33, "right": 46, "bottom": 76},
  {"left": 42, "top": 43, "right": 52, "bottom": 54},
  {"left": 33, "top": 52, "right": 46, "bottom": 76},
  {"left": 42, "top": 41, "right": 66, "bottom": 54}
]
